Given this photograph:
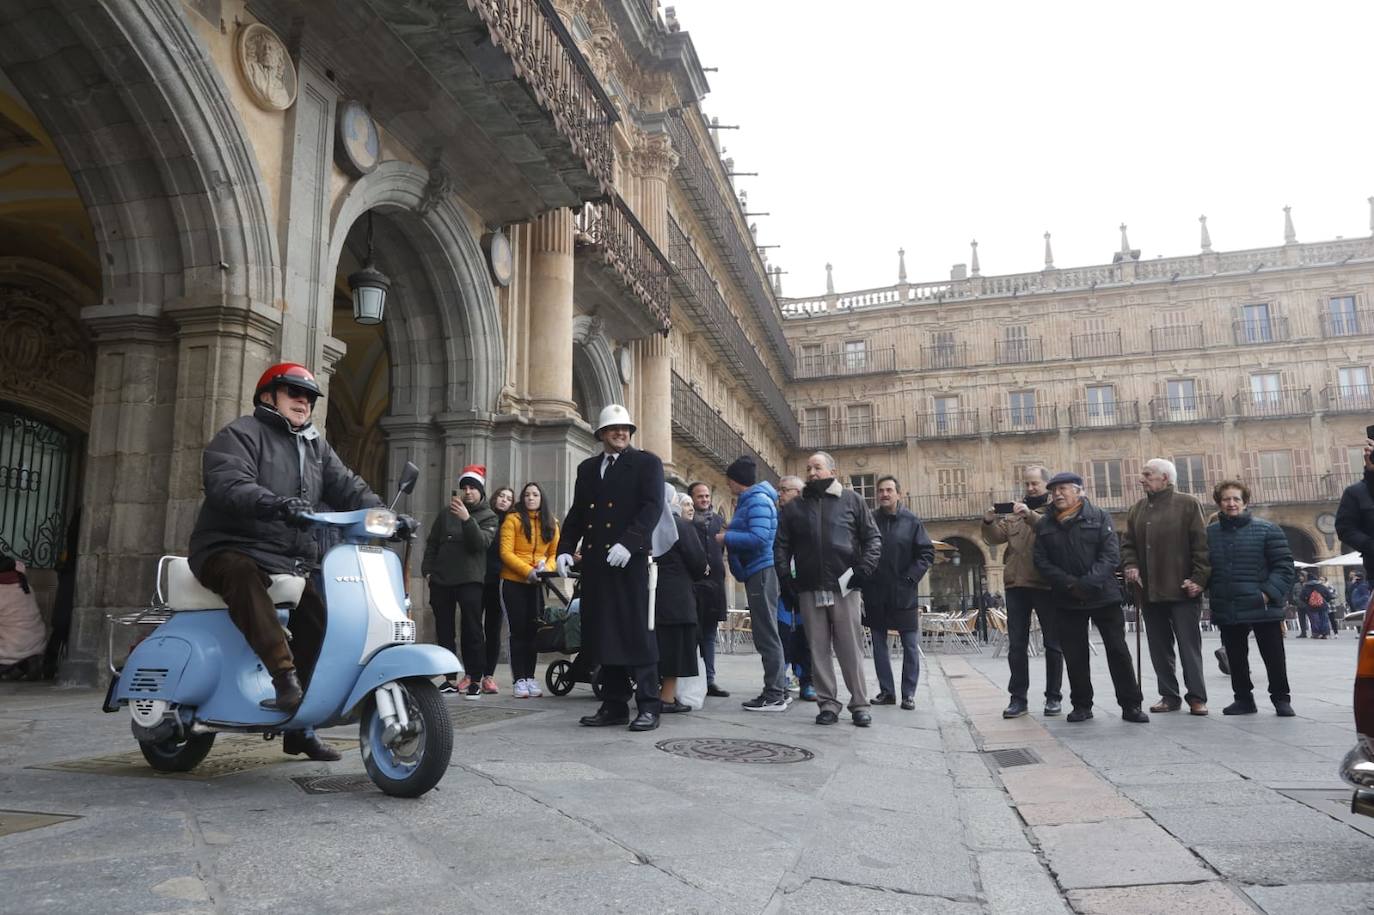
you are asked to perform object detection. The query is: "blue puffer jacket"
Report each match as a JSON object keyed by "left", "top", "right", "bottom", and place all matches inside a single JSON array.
[
  {"left": 1205, "top": 512, "right": 1295, "bottom": 627},
  {"left": 724, "top": 481, "right": 778, "bottom": 581}
]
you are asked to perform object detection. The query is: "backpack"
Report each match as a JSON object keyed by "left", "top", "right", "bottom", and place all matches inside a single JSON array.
[{"left": 1306, "top": 587, "right": 1327, "bottom": 609}]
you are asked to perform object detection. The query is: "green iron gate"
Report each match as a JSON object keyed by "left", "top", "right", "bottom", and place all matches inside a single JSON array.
[{"left": 0, "top": 408, "right": 76, "bottom": 568}]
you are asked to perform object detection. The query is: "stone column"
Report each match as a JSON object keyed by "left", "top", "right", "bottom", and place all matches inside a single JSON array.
[
  {"left": 634, "top": 132, "right": 676, "bottom": 249},
  {"left": 526, "top": 209, "right": 577, "bottom": 419},
  {"left": 636, "top": 332, "right": 673, "bottom": 471}
]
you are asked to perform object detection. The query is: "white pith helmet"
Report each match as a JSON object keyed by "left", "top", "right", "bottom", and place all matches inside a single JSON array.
[{"left": 595, "top": 404, "right": 636, "bottom": 438}]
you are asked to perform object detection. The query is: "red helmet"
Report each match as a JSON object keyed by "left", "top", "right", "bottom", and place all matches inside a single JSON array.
[{"left": 254, "top": 362, "right": 323, "bottom": 404}]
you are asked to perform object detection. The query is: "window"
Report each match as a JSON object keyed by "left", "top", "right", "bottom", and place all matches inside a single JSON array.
[
  {"left": 1165, "top": 379, "right": 1197, "bottom": 417},
  {"left": 1240, "top": 303, "right": 1272, "bottom": 342},
  {"left": 1009, "top": 390, "right": 1037, "bottom": 428},
  {"left": 802, "top": 406, "right": 829, "bottom": 447},
  {"left": 1090, "top": 459, "right": 1123, "bottom": 499},
  {"left": 1330, "top": 296, "right": 1359, "bottom": 336},
  {"left": 1086, "top": 385, "right": 1116, "bottom": 424},
  {"left": 1339, "top": 366, "right": 1370, "bottom": 400},
  {"left": 847, "top": 403, "right": 873, "bottom": 444},
  {"left": 844, "top": 340, "right": 867, "bottom": 372},
  {"left": 850, "top": 473, "right": 876, "bottom": 508},
  {"left": 932, "top": 331, "right": 957, "bottom": 368},
  {"left": 1258, "top": 450, "right": 1293, "bottom": 481},
  {"left": 934, "top": 395, "right": 959, "bottom": 434},
  {"left": 1003, "top": 325, "right": 1030, "bottom": 362},
  {"left": 937, "top": 467, "right": 967, "bottom": 497},
  {"left": 1250, "top": 372, "right": 1281, "bottom": 408},
  {"left": 799, "top": 343, "right": 824, "bottom": 375},
  {"left": 1174, "top": 455, "right": 1207, "bottom": 495},
  {"left": 1347, "top": 447, "right": 1366, "bottom": 478}
]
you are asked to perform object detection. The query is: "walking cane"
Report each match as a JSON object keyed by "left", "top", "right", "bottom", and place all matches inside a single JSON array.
[{"left": 1132, "top": 581, "right": 1144, "bottom": 689}]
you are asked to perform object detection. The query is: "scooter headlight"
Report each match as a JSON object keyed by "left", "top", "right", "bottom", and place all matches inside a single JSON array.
[{"left": 364, "top": 508, "right": 399, "bottom": 537}]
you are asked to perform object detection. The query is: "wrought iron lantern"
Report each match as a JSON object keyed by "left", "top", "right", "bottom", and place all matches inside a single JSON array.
[{"left": 348, "top": 211, "right": 391, "bottom": 326}]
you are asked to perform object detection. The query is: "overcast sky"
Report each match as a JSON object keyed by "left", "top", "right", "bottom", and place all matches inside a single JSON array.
[{"left": 675, "top": 0, "right": 1374, "bottom": 297}]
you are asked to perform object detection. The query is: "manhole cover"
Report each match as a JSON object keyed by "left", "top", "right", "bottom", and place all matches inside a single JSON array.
[
  {"left": 292, "top": 774, "right": 377, "bottom": 795},
  {"left": 655, "top": 737, "right": 814, "bottom": 764},
  {"left": 984, "top": 747, "right": 1042, "bottom": 769},
  {"left": 29, "top": 735, "right": 354, "bottom": 780},
  {"left": 448, "top": 705, "right": 540, "bottom": 729},
  {"left": 0, "top": 809, "right": 80, "bottom": 837}
]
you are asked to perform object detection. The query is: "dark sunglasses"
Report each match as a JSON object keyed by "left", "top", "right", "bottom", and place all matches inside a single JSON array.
[{"left": 283, "top": 384, "right": 317, "bottom": 400}]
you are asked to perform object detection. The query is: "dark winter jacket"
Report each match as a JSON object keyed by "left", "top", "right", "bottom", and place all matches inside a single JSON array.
[
  {"left": 1120, "top": 485, "right": 1211, "bottom": 602},
  {"left": 775, "top": 478, "right": 882, "bottom": 593},
  {"left": 1204, "top": 512, "right": 1294, "bottom": 626},
  {"left": 1300, "top": 580, "right": 1337, "bottom": 610},
  {"left": 188, "top": 405, "right": 381, "bottom": 577},
  {"left": 1353, "top": 580, "right": 1372, "bottom": 613},
  {"left": 692, "top": 508, "right": 728, "bottom": 623},
  {"left": 486, "top": 509, "right": 510, "bottom": 581},
  {"left": 1032, "top": 499, "right": 1123, "bottom": 608},
  {"left": 655, "top": 515, "right": 708, "bottom": 626},
  {"left": 1336, "top": 470, "right": 1374, "bottom": 578},
  {"left": 422, "top": 497, "right": 499, "bottom": 586},
  {"left": 861, "top": 506, "right": 935, "bottom": 632},
  {"left": 724, "top": 481, "right": 778, "bottom": 581}
]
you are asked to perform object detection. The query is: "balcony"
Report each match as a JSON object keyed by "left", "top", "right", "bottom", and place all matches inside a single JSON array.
[
  {"left": 799, "top": 418, "right": 907, "bottom": 450},
  {"left": 1321, "top": 309, "right": 1374, "bottom": 338},
  {"left": 1068, "top": 401, "right": 1140, "bottom": 431},
  {"left": 1323, "top": 385, "right": 1374, "bottom": 414},
  {"left": 670, "top": 372, "right": 779, "bottom": 481},
  {"left": 1247, "top": 475, "right": 1342, "bottom": 506},
  {"left": 1232, "top": 388, "right": 1313, "bottom": 420},
  {"left": 1151, "top": 324, "right": 1204, "bottom": 352},
  {"left": 914, "top": 411, "right": 981, "bottom": 439},
  {"left": 995, "top": 338, "right": 1044, "bottom": 365},
  {"left": 921, "top": 343, "right": 972, "bottom": 370},
  {"left": 794, "top": 347, "right": 896, "bottom": 380},
  {"left": 906, "top": 492, "right": 988, "bottom": 522},
  {"left": 574, "top": 195, "right": 671, "bottom": 336},
  {"left": 1148, "top": 395, "right": 1226, "bottom": 424},
  {"left": 668, "top": 218, "right": 798, "bottom": 442},
  {"left": 1071, "top": 331, "right": 1122, "bottom": 359},
  {"left": 992, "top": 405, "right": 1058, "bottom": 435},
  {"left": 1232, "top": 316, "right": 1292, "bottom": 345}
]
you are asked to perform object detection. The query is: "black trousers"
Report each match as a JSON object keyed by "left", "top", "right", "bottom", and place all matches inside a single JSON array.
[
  {"left": 198, "top": 550, "right": 324, "bottom": 682},
  {"left": 1005, "top": 587, "right": 1062, "bottom": 703},
  {"left": 596, "top": 663, "right": 660, "bottom": 715},
  {"left": 1056, "top": 601, "right": 1143, "bottom": 711},
  {"left": 430, "top": 582, "right": 484, "bottom": 682},
  {"left": 1219, "top": 622, "right": 1291, "bottom": 703},
  {"left": 499, "top": 578, "right": 542, "bottom": 680},
  {"left": 482, "top": 577, "right": 504, "bottom": 678},
  {"left": 1142, "top": 599, "right": 1206, "bottom": 704}
]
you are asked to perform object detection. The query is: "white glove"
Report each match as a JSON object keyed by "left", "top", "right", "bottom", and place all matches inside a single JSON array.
[
  {"left": 556, "top": 553, "right": 576, "bottom": 578},
  {"left": 607, "top": 543, "right": 632, "bottom": 568},
  {"left": 526, "top": 568, "right": 541, "bottom": 583}
]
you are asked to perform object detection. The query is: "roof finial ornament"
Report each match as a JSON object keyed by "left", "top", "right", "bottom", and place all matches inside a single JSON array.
[
  {"left": 1119, "top": 223, "right": 1131, "bottom": 255},
  {"left": 1368, "top": 197, "right": 1374, "bottom": 237},
  {"left": 771, "top": 265, "right": 782, "bottom": 296},
  {"left": 1043, "top": 231, "right": 1054, "bottom": 269},
  {"left": 1283, "top": 205, "right": 1296, "bottom": 244},
  {"left": 897, "top": 248, "right": 907, "bottom": 283},
  {"left": 1199, "top": 215, "right": 1212, "bottom": 252},
  {"left": 825, "top": 262, "right": 834, "bottom": 295},
  {"left": 970, "top": 240, "right": 980, "bottom": 277}
]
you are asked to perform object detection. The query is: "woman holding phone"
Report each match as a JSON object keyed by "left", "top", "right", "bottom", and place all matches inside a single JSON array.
[{"left": 499, "top": 482, "right": 559, "bottom": 698}]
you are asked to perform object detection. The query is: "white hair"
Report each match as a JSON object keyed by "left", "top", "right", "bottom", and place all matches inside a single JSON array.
[
  {"left": 809, "top": 452, "right": 836, "bottom": 471},
  {"left": 670, "top": 491, "right": 693, "bottom": 516},
  {"left": 1144, "top": 458, "right": 1177, "bottom": 485}
]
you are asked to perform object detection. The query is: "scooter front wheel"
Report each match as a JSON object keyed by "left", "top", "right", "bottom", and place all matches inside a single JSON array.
[
  {"left": 360, "top": 677, "right": 452, "bottom": 798},
  {"left": 138, "top": 732, "right": 216, "bottom": 773}
]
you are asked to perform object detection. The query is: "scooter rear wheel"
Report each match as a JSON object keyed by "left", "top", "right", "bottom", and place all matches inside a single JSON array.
[
  {"left": 360, "top": 677, "right": 452, "bottom": 798},
  {"left": 138, "top": 732, "right": 216, "bottom": 772}
]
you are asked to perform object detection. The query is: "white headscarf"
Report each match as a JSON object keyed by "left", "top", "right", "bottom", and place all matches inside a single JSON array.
[{"left": 651, "top": 482, "right": 680, "bottom": 556}]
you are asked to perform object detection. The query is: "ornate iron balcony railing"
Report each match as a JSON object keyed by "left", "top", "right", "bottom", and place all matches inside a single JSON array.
[
  {"left": 670, "top": 372, "right": 779, "bottom": 482},
  {"left": 991, "top": 405, "right": 1058, "bottom": 434},
  {"left": 1148, "top": 395, "right": 1225, "bottom": 423},
  {"left": 1323, "top": 384, "right": 1374, "bottom": 414},
  {"left": 1070, "top": 331, "right": 1122, "bottom": 359},
  {"left": 1232, "top": 316, "right": 1291, "bottom": 345},
  {"left": 799, "top": 418, "right": 907, "bottom": 450},
  {"left": 1151, "top": 324, "right": 1204, "bottom": 352},
  {"left": 1232, "top": 387, "right": 1312, "bottom": 419},
  {"left": 994, "top": 338, "right": 1044, "bottom": 364},
  {"left": 914, "top": 411, "right": 981, "bottom": 439},
  {"left": 794, "top": 347, "right": 896, "bottom": 379},
  {"left": 574, "top": 194, "right": 672, "bottom": 332},
  {"left": 1068, "top": 401, "right": 1140, "bottom": 430}
]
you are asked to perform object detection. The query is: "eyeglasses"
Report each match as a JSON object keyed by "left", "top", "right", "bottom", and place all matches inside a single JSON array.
[{"left": 283, "top": 384, "right": 316, "bottom": 400}]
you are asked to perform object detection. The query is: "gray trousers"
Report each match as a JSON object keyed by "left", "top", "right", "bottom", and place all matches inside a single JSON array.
[
  {"left": 745, "top": 567, "right": 788, "bottom": 702},
  {"left": 800, "top": 590, "right": 870, "bottom": 715},
  {"left": 1143, "top": 599, "right": 1207, "bottom": 704}
]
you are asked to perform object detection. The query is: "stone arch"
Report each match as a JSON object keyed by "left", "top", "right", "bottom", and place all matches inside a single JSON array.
[
  {"left": 1279, "top": 524, "right": 1320, "bottom": 565},
  {"left": 928, "top": 535, "right": 988, "bottom": 613},
  {"left": 572, "top": 315, "right": 623, "bottom": 424}
]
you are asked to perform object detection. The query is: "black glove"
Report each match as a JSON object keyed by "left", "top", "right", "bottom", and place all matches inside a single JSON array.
[
  {"left": 396, "top": 514, "right": 419, "bottom": 541},
  {"left": 275, "top": 497, "right": 313, "bottom": 529}
]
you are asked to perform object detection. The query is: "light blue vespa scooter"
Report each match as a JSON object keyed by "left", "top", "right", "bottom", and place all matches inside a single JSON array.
[{"left": 104, "top": 462, "right": 460, "bottom": 797}]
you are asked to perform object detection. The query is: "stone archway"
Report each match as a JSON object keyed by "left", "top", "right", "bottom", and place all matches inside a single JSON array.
[
  {"left": 1279, "top": 525, "right": 1320, "bottom": 565},
  {"left": 928, "top": 536, "right": 987, "bottom": 613},
  {"left": 571, "top": 315, "right": 623, "bottom": 425}
]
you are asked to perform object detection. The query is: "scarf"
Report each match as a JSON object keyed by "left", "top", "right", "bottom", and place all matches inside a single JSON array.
[
  {"left": 1025, "top": 493, "right": 1049, "bottom": 510},
  {"left": 1055, "top": 502, "right": 1082, "bottom": 523}
]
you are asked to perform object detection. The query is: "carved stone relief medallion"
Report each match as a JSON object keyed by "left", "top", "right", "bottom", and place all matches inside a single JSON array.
[{"left": 235, "top": 23, "right": 297, "bottom": 111}]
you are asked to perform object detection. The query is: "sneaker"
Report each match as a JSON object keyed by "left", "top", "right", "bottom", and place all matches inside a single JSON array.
[
  {"left": 1214, "top": 647, "right": 1231, "bottom": 675},
  {"left": 456, "top": 675, "right": 473, "bottom": 693},
  {"left": 480, "top": 676, "right": 499, "bottom": 695},
  {"left": 513, "top": 679, "right": 530, "bottom": 699},
  {"left": 463, "top": 682, "right": 482, "bottom": 700},
  {"left": 799, "top": 684, "right": 817, "bottom": 702},
  {"left": 742, "top": 694, "right": 789, "bottom": 712},
  {"left": 526, "top": 678, "right": 543, "bottom": 698},
  {"left": 438, "top": 680, "right": 459, "bottom": 695}
]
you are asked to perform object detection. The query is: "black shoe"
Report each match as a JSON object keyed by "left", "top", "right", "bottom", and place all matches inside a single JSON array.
[
  {"left": 1122, "top": 707, "right": 1150, "bottom": 724},
  {"left": 1002, "top": 700, "right": 1029, "bottom": 719},
  {"left": 463, "top": 682, "right": 482, "bottom": 700},
  {"left": 900, "top": 697, "right": 915, "bottom": 710},
  {"left": 262, "top": 670, "right": 303, "bottom": 712},
  {"left": 1044, "top": 699, "right": 1063, "bottom": 717},
  {"left": 1066, "top": 707, "right": 1094, "bottom": 723},
  {"left": 1274, "top": 700, "right": 1295, "bottom": 717},
  {"left": 1222, "top": 700, "right": 1258, "bottom": 716},
  {"left": 437, "top": 680, "right": 459, "bottom": 695},
  {"left": 1214, "top": 647, "right": 1231, "bottom": 675},
  {"left": 282, "top": 731, "right": 341, "bottom": 761},
  {"left": 815, "top": 709, "right": 839, "bottom": 725},
  {"left": 579, "top": 707, "right": 630, "bottom": 727},
  {"left": 852, "top": 709, "right": 872, "bottom": 727},
  {"left": 1297, "top": 634, "right": 1308, "bottom": 638},
  {"left": 872, "top": 692, "right": 897, "bottom": 706},
  {"left": 661, "top": 699, "right": 692, "bottom": 714},
  {"left": 628, "top": 711, "right": 660, "bottom": 732},
  {"left": 706, "top": 683, "right": 731, "bottom": 698}
]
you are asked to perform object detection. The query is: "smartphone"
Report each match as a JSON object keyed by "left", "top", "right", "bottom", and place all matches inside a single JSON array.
[
  {"left": 451, "top": 489, "right": 458, "bottom": 498},
  {"left": 993, "top": 502, "right": 1016, "bottom": 514}
]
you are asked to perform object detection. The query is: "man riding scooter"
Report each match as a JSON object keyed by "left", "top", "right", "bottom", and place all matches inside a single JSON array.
[{"left": 187, "top": 362, "right": 392, "bottom": 761}]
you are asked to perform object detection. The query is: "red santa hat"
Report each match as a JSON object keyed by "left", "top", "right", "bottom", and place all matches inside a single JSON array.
[{"left": 458, "top": 464, "right": 487, "bottom": 495}]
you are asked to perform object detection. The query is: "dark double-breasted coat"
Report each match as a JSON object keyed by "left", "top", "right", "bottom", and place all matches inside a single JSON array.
[{"left": 560, "top": 446, "right": 666, "bottom": 667}]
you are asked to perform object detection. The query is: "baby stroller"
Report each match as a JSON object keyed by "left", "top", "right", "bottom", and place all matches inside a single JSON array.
[{"left": 536, "top": 572, "right": 602, "bottom": 698}]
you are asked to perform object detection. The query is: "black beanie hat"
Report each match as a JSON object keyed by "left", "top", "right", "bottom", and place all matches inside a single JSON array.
[{"left": 726, "top": 455, "right": 757, "bottom": 486}]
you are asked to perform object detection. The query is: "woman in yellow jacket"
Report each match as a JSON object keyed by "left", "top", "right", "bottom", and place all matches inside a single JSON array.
[{"left": 500, "top": 482, "right": 560, "bottom": 698}]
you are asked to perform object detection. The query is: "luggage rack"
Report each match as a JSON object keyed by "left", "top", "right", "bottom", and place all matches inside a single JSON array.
[{"left": 105, "top": 556, "right": 180, "bottom": 675}]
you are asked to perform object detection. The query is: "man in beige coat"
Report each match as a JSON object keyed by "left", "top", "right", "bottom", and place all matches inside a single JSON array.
[
  {"left": 1121, "top": 458, "right": 1211, "bottom": 715},
  {"left": 982, "top": 465, "right": 1062, "bottom": 718}
]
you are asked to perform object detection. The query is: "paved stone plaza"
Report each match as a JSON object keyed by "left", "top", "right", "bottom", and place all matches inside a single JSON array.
[{"left": 1, "top": 634, "right": 1371, "bottom": 914}]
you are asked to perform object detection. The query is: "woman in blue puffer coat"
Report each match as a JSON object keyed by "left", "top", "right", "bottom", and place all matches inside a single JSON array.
[{"left": 1205, "top": 479, "right": 1296, "bottom": 717}]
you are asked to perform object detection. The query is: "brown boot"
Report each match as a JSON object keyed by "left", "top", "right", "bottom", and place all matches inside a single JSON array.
[
  {"left": 1149, "top": 697, "right": 1181, "bottom": 713},
  {"left": 282, "top": 731, "right": 342, "bottom": 761},
  {"left": 262, "top": 669, "right": 303, "bottom": 712}
]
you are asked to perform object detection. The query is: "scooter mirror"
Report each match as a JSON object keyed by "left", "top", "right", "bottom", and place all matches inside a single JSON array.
[{"left": 398, "top": 461, "right": 420, "bottom": 495}]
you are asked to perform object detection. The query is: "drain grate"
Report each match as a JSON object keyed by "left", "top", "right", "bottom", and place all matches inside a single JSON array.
[
  {"left": 656, "top": 737, "right": 814, "bottom": 764},
  {"left": 984, "top": 747, "right": 1042, "bottom": 769},
  {"left": 291, "top": 774, "right": 377, "bottom": 795},
  {"left": 448, "top": 705, "right": 540, "bottom": 730}
]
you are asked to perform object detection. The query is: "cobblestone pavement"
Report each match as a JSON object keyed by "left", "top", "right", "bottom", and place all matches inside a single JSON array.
[{"left": 0, "top": 631, "right": 1371, "bottom": 913}]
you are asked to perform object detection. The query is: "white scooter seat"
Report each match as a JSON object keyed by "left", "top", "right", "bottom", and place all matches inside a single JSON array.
[{"left": 161, "top": 556, "right": 307, "bottom": 611}]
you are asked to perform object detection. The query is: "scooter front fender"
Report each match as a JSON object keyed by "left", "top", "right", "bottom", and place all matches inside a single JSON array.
[{"left": 340, "top": 644, "right": 461, "bottom": 717}]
